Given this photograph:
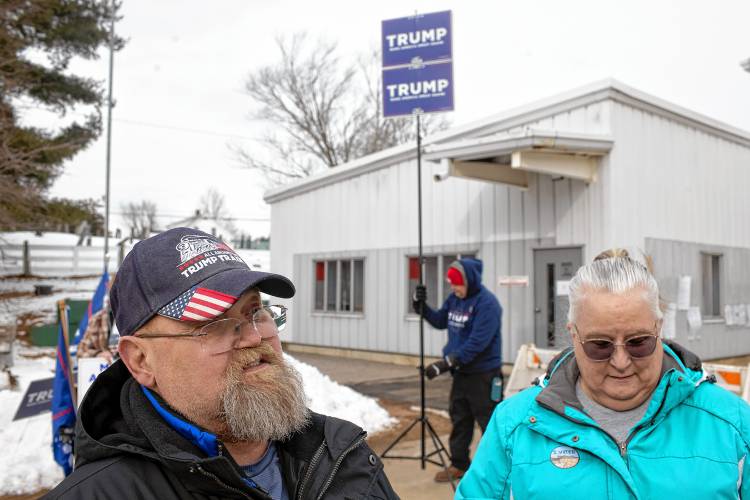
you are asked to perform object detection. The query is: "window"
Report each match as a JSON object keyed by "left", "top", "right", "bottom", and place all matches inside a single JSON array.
[
  {"left": 314, "top": 259, "right": 365, "bottom": 313},
  {"left": 407, "top": 252, "right": 475, "bottom": 312},
  {"left": 701, "top": 253, "right": 722, "bottom": 317}
]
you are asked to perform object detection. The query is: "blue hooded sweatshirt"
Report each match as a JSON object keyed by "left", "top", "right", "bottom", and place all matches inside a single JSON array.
[{"left": 422, "top": 258, "right": 502, "bottom": 374}]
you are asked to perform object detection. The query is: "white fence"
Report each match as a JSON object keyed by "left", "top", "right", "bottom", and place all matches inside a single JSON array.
[{"left": 0, "top": 242, "right": 134, "bottom": 276}]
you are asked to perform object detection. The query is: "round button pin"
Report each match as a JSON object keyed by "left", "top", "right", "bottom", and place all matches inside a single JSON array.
[{"left": 550, "top": 446, "right": 580, "bottom": 469}]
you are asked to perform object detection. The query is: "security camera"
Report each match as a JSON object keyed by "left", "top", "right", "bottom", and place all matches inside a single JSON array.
[{"left": 434, "top": 171, "right": 450, "bottom": 182}]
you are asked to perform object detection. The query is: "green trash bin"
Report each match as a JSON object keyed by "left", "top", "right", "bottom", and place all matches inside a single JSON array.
[{"left": 29, "top": 298, "right": 92, "bottom": 347}]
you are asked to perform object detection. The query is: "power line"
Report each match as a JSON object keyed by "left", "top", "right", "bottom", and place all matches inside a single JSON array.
[
  {"left": 109, "top": 211, "right": 269, "bottom": 222},
  {"left": 13, "top": 100, "right": 257, "bottom": 142},
  {"left": 114, "top": 118, "right": 256, "bottom": 141}
]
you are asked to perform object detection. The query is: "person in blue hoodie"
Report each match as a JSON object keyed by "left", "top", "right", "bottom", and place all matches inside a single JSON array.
[{"left": 413, "top": 257, "right": 502, "bottom": 483}]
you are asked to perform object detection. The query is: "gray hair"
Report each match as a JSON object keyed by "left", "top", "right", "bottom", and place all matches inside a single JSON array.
[{"left": 568, "top": 257, "right": 663, "bottom": 323}]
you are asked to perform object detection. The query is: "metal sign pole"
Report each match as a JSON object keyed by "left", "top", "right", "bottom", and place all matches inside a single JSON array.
[
  {"left": 380, "top": 112, "right": 453, "bottom": 488},
  {"left": 416, "top": 112, "right": 426, "bottom": 469},
  {"left": 103, "top": 0, "right": 115, "bottom": 273}
]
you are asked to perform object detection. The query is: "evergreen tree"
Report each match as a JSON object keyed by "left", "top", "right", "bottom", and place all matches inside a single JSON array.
[{"left": 0, "top": 0, "right": 121, "bottom": 228}]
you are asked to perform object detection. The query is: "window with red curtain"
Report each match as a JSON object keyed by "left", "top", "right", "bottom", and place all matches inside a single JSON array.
[
  {"left": 314, "top": 261, "right": 325, "bottom": 310},
  {"left": 313, "top": 259, "right": 365, "bottom": 313}
]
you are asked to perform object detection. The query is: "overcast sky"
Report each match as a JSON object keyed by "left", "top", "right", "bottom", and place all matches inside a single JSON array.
[{"left": 33, "top": 0, "right": 750, "bottom": 237}]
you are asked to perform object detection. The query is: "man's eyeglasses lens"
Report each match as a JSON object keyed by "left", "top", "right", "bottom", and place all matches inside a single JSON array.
[
  {"left": 201, "top": 305, "right": 287, "bottom": 354},
  {"left": 581, "top": 334, "right": 658, "bottom": 361}
]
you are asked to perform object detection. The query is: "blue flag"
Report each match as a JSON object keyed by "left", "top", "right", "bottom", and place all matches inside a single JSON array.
[
  {"left": 72, "top": 272, "right": 110, "bottom": 347},
  {"left": 53, "top": 273, "right": 109, "bottom": 475},
  {"left": 52, "top": 319, "right": 76, "bottom": 476}
]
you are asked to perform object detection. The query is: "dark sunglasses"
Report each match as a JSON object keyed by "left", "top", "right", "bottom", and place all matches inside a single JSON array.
[{"left": 573, "top": 322, "right": 660, "bottom": 362}]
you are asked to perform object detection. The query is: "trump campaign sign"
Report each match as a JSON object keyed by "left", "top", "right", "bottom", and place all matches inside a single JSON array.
[
  {"left": 382, "top": 63, "right": 454, "bottom": 117},
  {"left": 382, "top": 10, "right": 454, "bottom": 117},
  {"left": 14, "top": 376, "right": 54, "bottom": 420},
  {"left": 382, "top": 10, "right": 452, "bottom": 67}
]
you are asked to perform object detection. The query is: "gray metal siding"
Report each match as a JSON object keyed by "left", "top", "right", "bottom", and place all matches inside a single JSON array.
[
  {"left": 608, "top": 102, "right": 750, "bottom": 248},
  {"left": 646, "top": 237, "right": 750, "bottom": 359}
]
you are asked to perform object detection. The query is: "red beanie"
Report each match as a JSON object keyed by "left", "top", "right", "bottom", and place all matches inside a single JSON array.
[{"left": 446, "top": 267, "right": 465, "bottom": 286}]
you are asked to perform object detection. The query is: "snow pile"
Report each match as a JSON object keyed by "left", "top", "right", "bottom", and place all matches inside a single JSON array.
[
  {"left": 288, "top": 355, "right": 396, "bottom": 435},
  {"left": 0, "top": 350, "right": 394, "bottom": 495}
]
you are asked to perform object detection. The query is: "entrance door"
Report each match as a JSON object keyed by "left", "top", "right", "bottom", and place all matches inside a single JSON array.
[{"left": 533, "top": 247, "right": 583, "bottom": 349}]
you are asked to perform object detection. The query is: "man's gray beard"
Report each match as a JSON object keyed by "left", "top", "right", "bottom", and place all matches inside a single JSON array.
[{"left": 219, "top": 348, "right": 310, "bottom": 443}]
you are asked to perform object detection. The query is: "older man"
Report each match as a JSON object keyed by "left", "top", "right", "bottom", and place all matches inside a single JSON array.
[
  {"left": 457, "top": 255, "right": 750, "bottom": 499},
  {"left": 45, "top": 228, "right": 398, "bottom": 500}
]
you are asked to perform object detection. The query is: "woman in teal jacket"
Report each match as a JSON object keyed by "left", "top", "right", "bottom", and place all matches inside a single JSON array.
[{"left": 457, "top": 256, "right": 750, "bottom": 500}]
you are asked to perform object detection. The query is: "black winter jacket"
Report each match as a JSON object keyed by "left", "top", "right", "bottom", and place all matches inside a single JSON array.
[{"left": 43, "top": 360, "right": 399, "bottom": 500}]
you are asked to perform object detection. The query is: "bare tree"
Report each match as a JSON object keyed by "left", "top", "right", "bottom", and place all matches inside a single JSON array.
[
  {"left": 120, "top": 200, "right": 156, "bottom": 239},
  {"left": 199, "top": 188, "right": 228, "bottom": 220},
  {"left": 197, "top": 188, "right": 237, "bottom": 236},
  {"left": 233, "top": 33, "right": 448, "bottom": 185}
]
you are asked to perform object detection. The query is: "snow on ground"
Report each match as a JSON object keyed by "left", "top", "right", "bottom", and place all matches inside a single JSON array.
[
  {"left": 0, "top": 277, "right": 395, "bottom": 495},
  {"left": 235, "top": 249, "right": 270, "bottom": 271},
  {"left": 0, "top": 352, "right": 62, "bottom": 495},
  {"left": 0, "top": 276, "right": 101, "bottom": 325},
  {"left": 0, "top": 231, "right": 85, "bottom": 246}
]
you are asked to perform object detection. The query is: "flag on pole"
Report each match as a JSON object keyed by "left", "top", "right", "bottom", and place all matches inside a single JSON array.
[
  {"left": 72, "top": 272, "right": 110, "bottom": 347},
  {"left": 52, "top": 302, "right": 76, "bottom": 476}
]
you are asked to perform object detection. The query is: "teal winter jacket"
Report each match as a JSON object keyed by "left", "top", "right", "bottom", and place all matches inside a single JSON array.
[{"left": 456, "top": 342, "right": 750, "bottom": 500}]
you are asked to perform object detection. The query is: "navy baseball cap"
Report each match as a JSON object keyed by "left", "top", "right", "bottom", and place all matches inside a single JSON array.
[{"left": 110, "top": 227, "right": 295, "bottom": 336}]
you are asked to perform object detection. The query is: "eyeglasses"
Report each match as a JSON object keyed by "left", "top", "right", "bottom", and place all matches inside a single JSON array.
[
  {"left": 136, "top": 305, "right": 287, "bottom": 355},
  {"left": 572, "top": 321, "right": 660, "bottom": 362}
]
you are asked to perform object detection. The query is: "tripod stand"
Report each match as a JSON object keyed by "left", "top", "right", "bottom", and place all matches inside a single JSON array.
[{"left": 380, "top": 113, "right": 454, "bottom": 490}]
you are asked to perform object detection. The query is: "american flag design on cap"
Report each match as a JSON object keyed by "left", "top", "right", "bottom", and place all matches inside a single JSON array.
[{"left": 158, "top": 286, "right": 238, "bottom": 321}]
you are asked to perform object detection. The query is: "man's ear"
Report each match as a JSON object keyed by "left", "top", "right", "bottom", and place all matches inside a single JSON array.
[{"left": 118, "top": 337, "right": 157, "bottom": 388}]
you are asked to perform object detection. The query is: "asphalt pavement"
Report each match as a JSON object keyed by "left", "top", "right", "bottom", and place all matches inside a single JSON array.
[{"left": 290, "top": 351, "right": 453, "bottom": 411}]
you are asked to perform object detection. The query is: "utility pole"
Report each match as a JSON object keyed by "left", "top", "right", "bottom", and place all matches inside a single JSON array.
[{"left": 103, "top": 0, "right": 116, "bottom": 272}]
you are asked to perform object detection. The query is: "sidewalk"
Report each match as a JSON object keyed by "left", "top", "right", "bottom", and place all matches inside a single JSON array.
[{"left": 291, "top": 351, "right": 481, "bottom": 500}]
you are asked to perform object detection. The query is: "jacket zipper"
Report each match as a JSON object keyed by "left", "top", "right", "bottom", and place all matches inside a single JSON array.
[
  {"left": 617, "top": 382, "right": 672, "bottom": 459},
  {"left": 315, "top": 435, "right": 367, "bottom": 500},
  {"left": 194, "top": 463, "right": 259, "bottom": 500},
  {"left": 296, "top": 440, "right": 328, "bottom": 500}
]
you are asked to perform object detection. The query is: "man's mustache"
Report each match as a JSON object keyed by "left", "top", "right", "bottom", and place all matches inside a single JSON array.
[{"left": 229, "top": 343, "right": 282, "bottom": 371}]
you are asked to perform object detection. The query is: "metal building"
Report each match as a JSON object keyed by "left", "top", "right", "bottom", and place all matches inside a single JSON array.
[{"left": 265, "top": 80, "right": 750, "bottom": 362}]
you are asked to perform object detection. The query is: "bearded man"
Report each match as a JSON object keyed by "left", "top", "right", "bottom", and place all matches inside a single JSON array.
[{"left": 44, "top": 228, "right": 398, "bottom": 500}]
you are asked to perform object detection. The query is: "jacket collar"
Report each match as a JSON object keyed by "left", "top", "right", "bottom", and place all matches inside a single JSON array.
[{"left": 140, "top": 386, "right": 220, "bottom": 458}]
